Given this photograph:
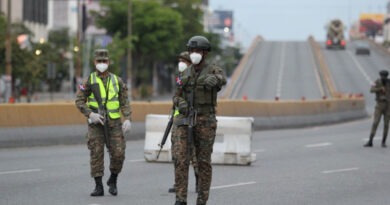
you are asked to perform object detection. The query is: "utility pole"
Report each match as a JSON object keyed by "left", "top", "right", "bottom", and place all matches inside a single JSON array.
[
  {"left": 76, "top": 0, "right": 82, "bottom": 80},
  {"left": 5, "top": 0, "right": 12, "bottom": 102},
  {"left": 127, "top": 0, "right": 132, "bottom": 99}
]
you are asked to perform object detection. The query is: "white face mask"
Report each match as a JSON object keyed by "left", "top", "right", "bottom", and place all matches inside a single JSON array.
[
  {"left": 96, "top": 63, "right": 108, "bottom": 73},
  {"left": 190, "top": 52, "right": 202, "bottom": 65},
  {"left": 178, "top": 62, "right": 188, "bottom": 72}
]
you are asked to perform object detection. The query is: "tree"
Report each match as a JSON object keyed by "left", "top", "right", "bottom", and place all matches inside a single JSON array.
[
  {"left": 93, "top": 0, "right": 183, "bottom": 97},
  {"left": 162, "top": 0, "right": 204, "bottom": 50}
]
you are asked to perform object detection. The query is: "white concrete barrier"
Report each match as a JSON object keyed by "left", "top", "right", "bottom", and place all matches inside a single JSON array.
[{"left": 144, "top": 114, "right": 256, "bottom": 165}]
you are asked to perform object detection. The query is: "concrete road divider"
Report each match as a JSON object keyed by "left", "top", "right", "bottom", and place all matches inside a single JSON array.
[{"left": 144, "top": 114, "right": 256, "bottom": 165}]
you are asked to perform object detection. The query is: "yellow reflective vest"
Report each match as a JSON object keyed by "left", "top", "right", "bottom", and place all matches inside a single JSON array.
[{"left": 87, "top": 72, "right": 121, "bottom": 119}]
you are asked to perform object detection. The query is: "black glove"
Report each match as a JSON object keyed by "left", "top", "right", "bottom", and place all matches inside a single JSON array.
[
  {"left": 204, "top": 75, "right": 219, "bottom": 89},
  {"left": 177, "top": 98, "right": 188, "bottom": 115}
]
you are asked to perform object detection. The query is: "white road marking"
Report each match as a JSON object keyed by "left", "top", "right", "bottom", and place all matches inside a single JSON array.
[
  {"left": 307, "top": 43, "right": 325, "bottom": 97},
  {"left": 211, "top": 181, "right": 257, "bottom": 190},
  {"left": 362, "top": 138, "right": 382, "bottom": 141},
  {"left": 0, "top": 168, "right": 41, "bottom": 175},
  {"left": 127, "top": 159, "right": 144, "bottom": 162},
  {"left": 276, "top": 42, "right": 286, "bottom": 98},
  {"left": 305, "top": 142, "right": 332, "bottom": 148},
  {"left": 253, "top": 149, "right": 266, "bottom": 153},
  {"left": 322, "top": 167, "right": 359, "bottom": 174},
  {"left": 346, "top": 51, "right": 373, "bottom": 85}
]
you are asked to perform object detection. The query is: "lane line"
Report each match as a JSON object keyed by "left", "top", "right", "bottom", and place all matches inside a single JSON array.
[
  {"left": 0, "top": 168, "right": 41, "bottom": 175},
  {"left": 127, "top": 159, "right": 144, "bottom": 162},
  {"left": 362, "top": 138, "right": 382, "bottom": 141},
  {"left": 276, "top": 42, "right": 286, "bottom": 98},
  {"left": 322, "top": 167, "right": 359, "bottom": 174},
  {"left": 305, "top": 142, "right": 332, "bottom": 148},
  {"left": 346, "top": 51, "right": 373, "bottom": 85},
  {"left": 211, "top": 181, "right": 257, "bottom": 190},
  {"left": 307, "top": 43, "right": 325, "bottom": 97}
]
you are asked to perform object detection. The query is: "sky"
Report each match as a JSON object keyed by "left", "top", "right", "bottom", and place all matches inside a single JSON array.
[{"left": 209, "top": 0, "right": 390, "bottom": 47}]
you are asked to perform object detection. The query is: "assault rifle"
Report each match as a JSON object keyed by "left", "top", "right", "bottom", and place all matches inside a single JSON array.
[
  {"left": 90, "top": 84, "right": 110, "bottom": 150},
  {"left": 157, "top": 106, "right": 175, "bottom": 159},
  {"left": 186, "top": 89, "right": 196, "bottom": 159}
]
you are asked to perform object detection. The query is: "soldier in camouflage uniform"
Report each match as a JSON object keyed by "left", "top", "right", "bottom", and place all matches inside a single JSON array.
[
  {"left": 75, "top": 49, "right": 132, "bottom": 196},
  {"left": 173, "top": 36, "right": 227, "bottom": 205},
  {"left": 364, "top": 70, "right": 390, "bottom": 147},
  {"left": 169, "top": 51, "right": 199, "bottom": 193}
]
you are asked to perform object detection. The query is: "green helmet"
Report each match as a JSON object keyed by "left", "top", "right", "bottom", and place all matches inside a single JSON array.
[
  {"left": 380, "top": 70, "right": 389, "bottom": 77},
  {"left": 94, "top": 49, "right": 109, "bottom": 60},
  {"left": 178, "top": 51, "right": 191, "bottom": 63},
  {"left": 186, "top": 35, "right": 211, "bottom": 51}
]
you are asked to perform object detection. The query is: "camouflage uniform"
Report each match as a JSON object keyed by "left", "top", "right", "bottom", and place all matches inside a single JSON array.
[
  {"left": 364, "top": 70, "right": 390, "bottom": 147},
  {"left": 366, "top": 77, "right": 390, "bottom": 146},
  {"left": 173, "top": 62, "right": 226, "bottom": 204},
  {"left": 75, "top": 73, "right": 131, "bottom": 177},
  {"left": 170, "top": 51, "right": 199, "bottom": 193}
]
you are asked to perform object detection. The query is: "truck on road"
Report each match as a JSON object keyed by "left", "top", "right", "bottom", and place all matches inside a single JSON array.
[{"left": 326, "top": 19, "right": 346, "bottom": 50}]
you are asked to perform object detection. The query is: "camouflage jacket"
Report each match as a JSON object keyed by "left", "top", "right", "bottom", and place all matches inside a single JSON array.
[
  {"left": 173, "top": 62, "right": 226, "bottom": 118},
  {"left": 371, "top": 78, "right": 390, "bottom": 102}
]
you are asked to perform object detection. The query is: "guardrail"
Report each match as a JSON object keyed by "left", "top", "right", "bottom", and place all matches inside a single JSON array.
[{"left": 0, "top": 98, "right": 366, "bottom": 128}]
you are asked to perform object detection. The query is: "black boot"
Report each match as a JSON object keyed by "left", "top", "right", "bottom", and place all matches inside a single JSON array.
[
  {"left": 382, "top": 135, "right": 387, "bottom": 148},
  {"left": 195, "top": 173, "right": 199, "bottom": 193},
  {"left": 168, "top": 184, "right": 175, "bottom": 193},
  {"left": 90, "top": 176, "right": 104, "bottom": 196},
  {"left": 364, "top": 135, "right": 374, "bottom": 147},
  {"left": 174, "top": 201, "right": 187, "bottom": 205},
  {"left": 107, "top": 173, "right": 118, "bottom": 196},
  {"left": 364, "top": 141, "right": 373, "bottom": 147}
]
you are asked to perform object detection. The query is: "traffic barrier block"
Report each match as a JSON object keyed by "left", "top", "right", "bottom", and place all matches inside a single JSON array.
[{"left": 144, "top": 114, "right": 256, "bottom": 165}]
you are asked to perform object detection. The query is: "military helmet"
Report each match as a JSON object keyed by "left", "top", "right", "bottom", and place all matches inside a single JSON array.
[
  {"left": 94, "top": 49, "right": 109, "bottom": 60},
  {"left": 178, "top": 51, "right": 191, "bottom": 63},
  {"left": 379, "top": 70, "right": 389, "bottom": 77},
  {"left": 186, "top": 35, "right": 211, "bottom": 51}
]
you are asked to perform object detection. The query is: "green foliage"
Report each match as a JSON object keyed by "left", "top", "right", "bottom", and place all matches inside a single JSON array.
[
  {"left": 162, "top": 0, "right": 204, "bottom": 49},
  {"left": 94, "top": 0, "right": 183, "bottom": 88}
]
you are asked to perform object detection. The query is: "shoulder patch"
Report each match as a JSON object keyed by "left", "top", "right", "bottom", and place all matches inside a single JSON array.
[{"left": 79, "top": 84, "right": 86, "bottom": 91}]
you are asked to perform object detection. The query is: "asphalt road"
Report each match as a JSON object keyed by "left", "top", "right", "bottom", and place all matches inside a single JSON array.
[
  {"left": 232, "top": 41, "right": 323, "bottom": 100},
  {"left": 1, "top": 118, "right": 390, "bottom": 205}
]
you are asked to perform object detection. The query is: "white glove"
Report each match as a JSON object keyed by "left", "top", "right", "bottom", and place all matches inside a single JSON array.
[
  {"left": 122, "top": 119, "right": 131, "bottom": 133},
  {"left": 88, "top": 112, "right": 104, "bottom": 125}
]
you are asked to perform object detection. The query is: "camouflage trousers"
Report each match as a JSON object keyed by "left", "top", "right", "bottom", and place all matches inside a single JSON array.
[
  {"left": 173, "top": 115, "right": 217, "bottom": 204},
  {"left": 87, "top": 118, "right": 126, "bottom": 177},
  {"left": 171, "top": 125, "right": 199, "bottom": 182},
  {"left": 370, "top": 101, "right": 389, "bottom": 141}
]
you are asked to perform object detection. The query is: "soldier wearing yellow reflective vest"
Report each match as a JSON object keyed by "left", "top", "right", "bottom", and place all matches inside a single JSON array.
[{"left": 75, "top": 49, "right": 131, "bottom": 197}]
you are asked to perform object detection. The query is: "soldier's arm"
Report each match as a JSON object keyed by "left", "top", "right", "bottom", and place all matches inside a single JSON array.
[
  {"left": 118, "top": 77, "right": 132, "bottom": 121},
  {"left": 75, "top": 78, "right": 93, "bottom": 118},
  {"left": 212, "top": 66, "right": 227, "bottom": 89},
  {"left": 370, "top": 80, "right": 384, "bottom": 93}
]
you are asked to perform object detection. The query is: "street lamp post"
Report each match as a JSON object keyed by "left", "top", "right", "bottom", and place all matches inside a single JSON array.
[{"left": 127, "top": 0, "right": 132, "bottom": 100}]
